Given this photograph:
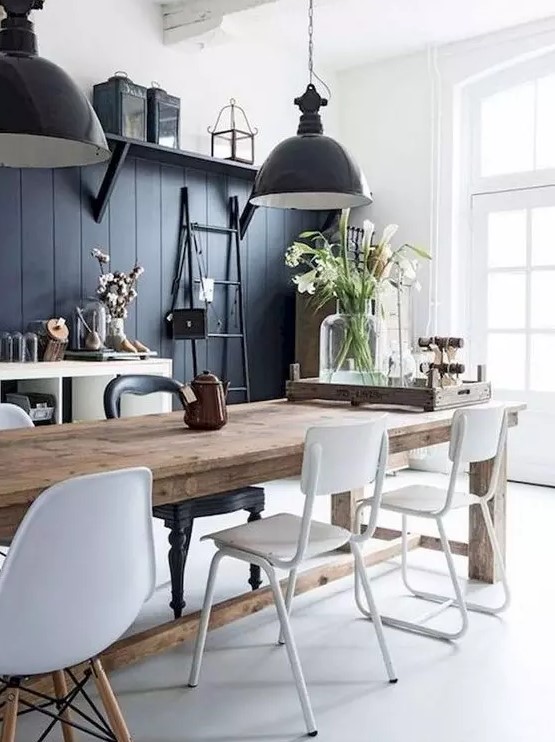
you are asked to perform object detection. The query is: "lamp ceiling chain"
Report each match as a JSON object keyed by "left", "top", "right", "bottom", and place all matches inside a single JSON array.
[{"left": 308, "top": 0, "right": 314, "bottom": 85}]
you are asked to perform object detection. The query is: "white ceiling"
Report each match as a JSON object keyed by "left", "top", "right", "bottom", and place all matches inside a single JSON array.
[{"left": 158, "top": 0, "right": 555, "bottom": 69}]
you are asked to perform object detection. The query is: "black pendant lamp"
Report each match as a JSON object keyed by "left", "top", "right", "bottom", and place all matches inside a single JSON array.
[
  {"left": 0, "top": 0, "right": 110, "bottom": 168},
  {"left": 250, "top": 0, "right": 372, "bottom": 211}
]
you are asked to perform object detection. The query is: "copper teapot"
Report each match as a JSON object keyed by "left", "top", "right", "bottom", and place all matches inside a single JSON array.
[{"left": 181, "top": 371, "right": 230, "bottom": 431}]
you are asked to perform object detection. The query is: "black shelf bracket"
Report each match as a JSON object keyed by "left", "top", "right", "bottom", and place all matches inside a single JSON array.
[
  {"left": 92, "top": 140, "right": 130, "bottom": 223},
  {"left": 239, "top": 200, "right": 257, "bottom": 240}
]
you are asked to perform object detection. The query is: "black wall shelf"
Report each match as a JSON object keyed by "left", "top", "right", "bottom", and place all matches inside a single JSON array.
[{"left": 92, "top": 134, "right": 258, "bottom": 224}]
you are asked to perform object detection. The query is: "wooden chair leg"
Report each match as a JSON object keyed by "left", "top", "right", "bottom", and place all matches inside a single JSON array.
[
  {"left": 0, "top": 686, "right": 19, "bottom": 742},
  {"left": 52, "top": 671, "right": 76, "bottom": 742},
  {"left": 91, "top": 659, "right": 132, "bottom": 742}
]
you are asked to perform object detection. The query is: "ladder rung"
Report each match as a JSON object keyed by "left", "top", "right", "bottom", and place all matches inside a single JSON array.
[
  {"left": 207, "top": 333, "right": 243, "bottom": 339},
  {"left": 192, "top": 223, "right": 239, "bottom": 235},
  {"left": 229, "top": 387, "right": 247, "bottom": 392},
  {"left": 193, "top": 279, "right": 240, "bottom": 286}
]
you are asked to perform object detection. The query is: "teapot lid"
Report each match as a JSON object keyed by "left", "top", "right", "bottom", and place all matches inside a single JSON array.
[{"left": 193, "top": 370, "right": 221, "bottom": 385}]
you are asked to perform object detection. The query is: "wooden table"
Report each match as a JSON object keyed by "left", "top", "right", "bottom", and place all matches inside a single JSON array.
[{"left": 0, "top": 399, "right": 524, "bottom": 676}]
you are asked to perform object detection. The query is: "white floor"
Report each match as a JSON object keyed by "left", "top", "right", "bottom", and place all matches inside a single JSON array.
[{"left": 18, "top": 470, "right": 555, "bottom": 742}]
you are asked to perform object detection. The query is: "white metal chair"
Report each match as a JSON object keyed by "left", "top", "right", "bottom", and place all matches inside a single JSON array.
[
  {"left": 0, "top": 467, "right": 155, "bottom": 742},
  {"left": 188, "top": 416, "right": 397, "bottom": 738},
  {"left": 355, "top": 404, "right": 509, "bottom": 641},
  {"left": 0, "top": 402, "right": 34, "bottom": 430}
]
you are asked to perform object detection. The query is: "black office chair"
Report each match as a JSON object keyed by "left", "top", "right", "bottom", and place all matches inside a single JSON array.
[{"left": 104, "top": 375, "right": 265, "bottom": 619}]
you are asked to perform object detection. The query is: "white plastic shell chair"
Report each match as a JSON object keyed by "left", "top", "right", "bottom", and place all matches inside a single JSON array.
[
  {"left": 355, "top": 403, "right": 509, "bottom": 641},
  {"left": 0, "top": 403, "right": 34, "bottom": 430},
  {"left": 0, "top": 467, "right": 155, "bottom": 742},
  {"left": 188, "top": 416, "right": 397, "bottom": 738}
]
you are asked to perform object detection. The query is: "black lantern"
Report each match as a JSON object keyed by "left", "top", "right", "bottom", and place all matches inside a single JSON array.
[
  {"left": 147, "top": 83, "right": 181, "bottom": 149},
  {"left": 208, "top": 99, "right": 257, "bottom": 165},
  {"left": 93, "top": 72, "right": 148, "bottom": 141}
]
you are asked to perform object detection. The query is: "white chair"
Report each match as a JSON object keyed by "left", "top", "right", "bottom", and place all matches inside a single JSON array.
[
  {"left": 355, "top": 404, "right": 509, "bottom": 641},
  {"left": 188, "top": 417, "right": 397, "bottom": 738},
  {"left": 0, "top": 467, "right": 155, "bottom": 742},
  {"left": 0, "top": 402, "right": 34, "bottom": 430}
]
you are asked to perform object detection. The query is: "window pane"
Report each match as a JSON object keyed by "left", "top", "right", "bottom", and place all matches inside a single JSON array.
[
  {"left": 531, "top": 207, "right": 555, "bottom": 266},
  {"left": 487, "top": 210, "right": 527, "bottom": 268},
  {"left": 481, "top": 83, "right": 535, "bottom": 177},
  {"left": 536, "top": 74, "right": 555, "bottom": 170},
  {"left": 488, "top": 272, "right": 526, "bottom": 329},
  {"left": 531, "top": 272, "right": 555, "bottom": 328},
  {"left": 530, "top": 334, "right": 555, "bottom": 391},
  {"left": 488, "top": 333, "right": 526, "bottom": 390}
]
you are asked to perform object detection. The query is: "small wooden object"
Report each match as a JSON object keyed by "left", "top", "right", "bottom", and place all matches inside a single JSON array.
[
  {"left": 418, "top": 336, "right": 466, "bottom": 388},
  {"left": 41, "top": 318, "right": 69, "bottom": 362}
]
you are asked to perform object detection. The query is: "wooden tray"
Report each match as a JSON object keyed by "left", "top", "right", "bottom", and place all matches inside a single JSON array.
[
  {"left": 64, "top": 350, "right": 158, "bottom": 362},
  {"left": 286, "top": 377, "right": 491, "bottom": 412}
]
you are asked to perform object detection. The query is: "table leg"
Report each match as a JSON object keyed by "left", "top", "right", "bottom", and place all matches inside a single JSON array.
[
  {"left": 331, "top": 488, "right": 366, "bottom": 534},
  {"left": 167, "top": 515, "right": 194, "bottom": 620},
  {"left": 247, "top": 508, "right": 263, "bottom": 590},
  {"left": 468, "top": 445, "right": 507, "bottom": 584}
]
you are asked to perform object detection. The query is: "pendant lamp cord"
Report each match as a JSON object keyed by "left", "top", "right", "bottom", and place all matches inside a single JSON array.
[
  {"left": 308, "top": 0, "right": 314, "bottom": 85},
  {"left": 306, "top": 0, "right": 332, "bottom": 101}
]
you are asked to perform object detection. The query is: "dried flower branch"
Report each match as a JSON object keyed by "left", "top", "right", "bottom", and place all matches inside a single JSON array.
[{"left": 91, "top": 249, "right": 144, "bottom": 319}]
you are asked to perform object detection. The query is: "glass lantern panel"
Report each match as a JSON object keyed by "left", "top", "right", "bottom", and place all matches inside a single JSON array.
[
  {"left": 157, "top": 102, "right": 179, "bottom": 149},
  {"left": 213, "top": 130, "right": 233, "bottom": 160},
  {"left": 233, "top": 131, "right": 254, "bottom": 164},
  {"left": 121, "top": 94, "right": 146, "bottom": 140}
]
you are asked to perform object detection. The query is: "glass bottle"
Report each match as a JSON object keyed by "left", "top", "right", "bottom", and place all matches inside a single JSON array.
[
  {"left": 23, "top": 332, "right": 39, "bottom": 363},
  {"left": 0, "top": 333, "right": 13, "bottom": 362},
  {"left": 11, "top": 332, "right": 24, "bottom": 363},
  {"left": 388, "top": 343, "right": 417, "bottom": 387}
]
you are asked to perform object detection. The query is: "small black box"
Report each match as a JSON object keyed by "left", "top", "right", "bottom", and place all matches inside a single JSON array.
[
  {"left": 169, "top": 309, "right": 207, "bottom": 340},
  {"left": 93, "top": 73, "right": 148, "bottom": 140}
]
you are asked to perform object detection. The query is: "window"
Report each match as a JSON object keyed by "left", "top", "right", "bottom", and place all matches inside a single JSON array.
[{"left": 479, "top": 72, "right": 555, "bottom": 177}]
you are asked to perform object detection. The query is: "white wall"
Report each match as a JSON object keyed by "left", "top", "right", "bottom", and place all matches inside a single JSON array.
[
  {"left": 34, "top": 0, "right": 338, "bottom": 163},
  {"left": 337, "top": 15, "right": 555, "bottom": 340}
]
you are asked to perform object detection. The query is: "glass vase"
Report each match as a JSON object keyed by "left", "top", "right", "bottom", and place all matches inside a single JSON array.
[{"left": 319, "top": 302, "right": 389, "bottom": 385}]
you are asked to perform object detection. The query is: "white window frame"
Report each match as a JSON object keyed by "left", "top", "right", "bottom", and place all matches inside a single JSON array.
[{"left": 458, "top": 50, "right": 555, "bottom": 369}]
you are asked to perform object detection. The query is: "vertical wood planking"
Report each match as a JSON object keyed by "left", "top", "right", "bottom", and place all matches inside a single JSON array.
[
  {"left": 53, "top": 168, "right": 82, "bottom": 320},
  {"left": 0, "top": 161, "right": 303, "bottom": 402},
  {"left": 227, "top": 179, "right": 250, "bottom": 399},
  {"left": 265, "top": 208, "right": 286, "bottom": 397},
  {"left": 109, "top": 159, "right": 138, "bottom": 340},
  {"left": 160, "top": 165, "right": 185, "bottom": 383},
  {"left": 136, "top": 160, "right": 162, "bottom": 354},
  {"left": 186, "top": 169, "right": 208, "bottom": 381},
  {"left": 245, "top": 206, "right": 268, "bottom": 400},
  {"left": 81, "top": 163, "right": 110, "bottom": 301},
  {"left": 0, "top": 169, "right": 23, "bottom": 332},
  {"left": 205, "top": 174, "right": 228, "bottom": 381},
  {"left": 21, "top": 170, "right": 54, "bottom": 327}
]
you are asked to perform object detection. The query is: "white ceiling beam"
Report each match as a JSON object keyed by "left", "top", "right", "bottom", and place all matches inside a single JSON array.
[{"left": 162, "top": 0, "right": 279, "bottom": 45}]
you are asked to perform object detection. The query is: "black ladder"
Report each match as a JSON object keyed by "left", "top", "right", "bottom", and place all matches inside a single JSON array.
[{"left": 179, "top": 189, "right": 250, "bottom": 401}]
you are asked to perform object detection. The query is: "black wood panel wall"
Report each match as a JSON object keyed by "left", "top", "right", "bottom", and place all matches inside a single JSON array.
[{"left": 0, "top": 159, "right": 315, "bottom": 401}]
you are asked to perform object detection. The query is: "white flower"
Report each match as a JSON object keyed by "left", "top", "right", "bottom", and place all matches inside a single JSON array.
[
  {"left": 285, "top": 243, "right": 306, "bottom": 268},
  {"left": 91, "top": 247, "right": 110, "bottom": 264},
  {"left": 380, "top": 224, "right": 399, "bottom": 247},
  {"left": 293, "top": 270, "right": 317, "bottom": 294}
]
